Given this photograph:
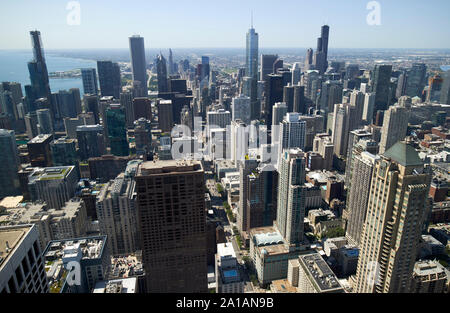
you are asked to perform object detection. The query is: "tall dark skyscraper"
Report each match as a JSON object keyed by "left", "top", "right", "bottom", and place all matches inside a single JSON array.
[
  {"left": 27, "top": 31, "right": 51, "bottom": 103},
  {"left": 156, "top": 54, "right": 169, "bottom": 93},
  {"left": 136, "top": 160, "right": 207, "bottom": 293},
  {"left": 129, "top": 35, "right": 148, "bottom": 97},
  {"left": 264, "top": 74, "right": 284, "bottom": 128},
  {"left": 106, "top": 104, "right": 129, "bottom": 157},
  {"left": 441, "top": 70, "right": 450, "bottom": 105},
  {"left": 81, "top": 68, "right": 98, "bottom": 95},
  {"left": 313, "top": 25, "right": 330, "bottom": 74},
  {"left": 372, "top": 64, "right": 393, "bottom": 113},
  {"left": 97, "top": 61, "right": 122, "bottom": 99},
  {"left": 260, "top": 54, "right": 278, "bottom": 81}
]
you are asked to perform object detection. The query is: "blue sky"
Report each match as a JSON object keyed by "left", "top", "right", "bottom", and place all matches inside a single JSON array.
[{"left": 0, "top": 0, "right": 449, "bottom": 49}]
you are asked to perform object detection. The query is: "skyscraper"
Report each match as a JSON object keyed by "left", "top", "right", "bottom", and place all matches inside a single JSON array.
[
  {"left": 372, "top": 64, "right": 393, "bottom": 113},
  {"left": 264, "top": 74, "right": 284, "bottom": 128},
  {"left": 276, "top": 148, "right": 306, "bottom": 245},
  {"left": 129, "top": 35, "right": 148, "bottom": 96},
  {"left": 231, "top": 94, "right": 251, "bottom": 124},
  {"left": 105, "top": 104, "right": 129, "bottom": 157},
  {"left": 246, "top": 23, "right": 259, "bottom": 79},
  {"left": 345, "top": 151, "right": 379, "bottom": 246},
  {"left": 245, "top": 25, "right": 259, "bottom": 120},
  {"left": 277, "top": 113, "right": 307, "bottom": 160},
  {"left": 168, "top": 48, "right": 175, "bottom": 75},
  {"left": 97, "top": 61, "right": 121, "bottom": 99},
  {"left": 76, "top": 125, "right": 106, "bottom": 160},
  {"left": 313, "top": 25, "right": 330, "bottom": 74},
  {"left": 156, "top": 54, "right": 169, "bottom": 93},
  {"left": 379, "top": 105, "right": 410, "bottom": 154},
  {"left": 405, "top": 63, "right": 427, "bottom": 98},
  {"left": 27, "top": 31, "right": 51, "bottom": 104},
  {"left": 260, "top": 55, "right": 278, "bottom": 81},
  {"left": 96, "top": 161, "right": 141, "bottom": 256},
  {"left": 135, "top": 160, "right": 207, "bottom": 292},
  {"left": 36, "top": 108, "right": 53, "bottom": 134},
  {"left": 81, "top": 68, "right": 98, "bottom": 95},
  {"left": 0, "top": 129, "right": 20, "bottom": 198},
  {"left": 441, "top": 70, "right": 450, "bottom": 105},
  {"left": 237, "top": 158, "right": 259, "bottom": 233},
  {"left": 354, "top": 142, "right": 431, "bottom": 293}
]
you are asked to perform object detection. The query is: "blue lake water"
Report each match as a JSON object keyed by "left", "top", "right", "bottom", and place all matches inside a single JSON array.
[
  {"left": 441, "top": 65, "right": 450, "bottom": 72},
  {"left": 0, "top": 50, "right": 97, "bottom": 94}
]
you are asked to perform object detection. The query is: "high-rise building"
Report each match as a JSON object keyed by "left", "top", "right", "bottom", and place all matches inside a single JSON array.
[
  {"left": 157, "top": 99, "right": 174, "bottom": 133},
  {"left": 52, "top": 88, "right": 82, "bottom": 119},
  {"left": 405, "top": 63, "right": 427, "bottom": 98},
  {"left": 96, "top": 160, "right": 141, "bottom": 256},
  {"left": 134, "top": 118, "right": 152, "bottom": 158},
  {"left": 156, "top": 54, "right": 168, "bottom": 93},
  {"left": 27, "top": 133, "right": 53, "bottom": 167},
  {"left": 372, "top": 64, "right": 392, "bottom": 113},
  {"left": 231, "top": 94, "right": 251, "bottom": 124},
  {"left": 276, "top": 148, "right": 306, "bottom": 245},
  {"left": 0, "top": 224, "right": 49, "bottom": 293},
  {"left": 168, "top": 48, "right": 175, "bottom": 75},
  {"left": 0, "top": 129, "right": 20, "bottom": 198},
  {"left": 440, "top": 70, "right": 450, "bottom": 105},
  {"left": 81, "top": 68, "right": 99, "bottom": 95},
  {"left": 313, "top": 25, "right": 330, "bottom": 74},
  {"left": 105, "top": 104, "right": 129, "bottom": 157},
  {"left": 379, "top": 105, "right": 410, "bottom": 154},
  {"left": 345, "top": 151, "right": 379, "bottom": 246},
  {"left": 277, "top": 113, "right": 307, "bottom": 160},
  {"left": 246, "top": 166, "right": 278, "bottom": 230},
  {"left": 50, "top": 137, "right": 78, "bottom": 168},
  {"left": 135, "top": 160, "right": 207, "bottom": 292},
  {"left": 272, "top": 102, "right": 288, "bottom": 127},
  {"left": 354, "top": 142, "right": 431, "bottom": 293},
  {"left": 260, "top": 55, "right": 278, "bottom": 81},
  {"left": 88, "top": 155, "right": 132, "bottom": 183},
  {"left": 410, "top": 260, "right": 448, "bottom": 293},
  {"left": 264, "top": 74, "right": 284, "bottom": 128},
  {"left": 83, "top": 94, "right": 100, "bottom": 124},
  {"left": 246, "top": 26, "right": 259, "bottom": 79},
  {"left": 129, "top": 35, "right": 148, "bottom": 97},
  {"left": 304, "top": 48, "right": 314, "bottom": 71},
  {"left": 97, "top": 61, "right": 121, "bottom": 99},
  {"left": 76, "top": 125, "right": 106, "bottom": 161},
  {"left": 28, "top": 166, "right": 79, "bottom": 210},
  {"left": 27, "top": 31, "right": 51, "bottom": 104},
  {"left": 36, "top": 108, "right": 53, "bottom": 134},
  {"left": 63, "top": 113, "right": 96, "bottom": 139},
  {"left": 237, "top": 158, "right": 259, "bottom": 233}
]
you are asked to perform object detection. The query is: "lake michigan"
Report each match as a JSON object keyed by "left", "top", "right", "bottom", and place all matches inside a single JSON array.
[{"left": 0, "top": 50, "right": 97, "bottom": 94}]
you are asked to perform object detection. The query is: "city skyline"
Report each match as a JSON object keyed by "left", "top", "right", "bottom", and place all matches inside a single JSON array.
[{"left": 1, "top": 0, "right": 450, "bottom": 50}]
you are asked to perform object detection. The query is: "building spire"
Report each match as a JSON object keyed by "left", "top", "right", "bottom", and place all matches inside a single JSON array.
[{"left": 251, "top": 10, "right": 253, "bottom": 28}]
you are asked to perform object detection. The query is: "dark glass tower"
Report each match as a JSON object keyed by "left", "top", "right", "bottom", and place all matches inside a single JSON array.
[
  {"left": 97, "top": 61, "right": 121, "bottom": 99},
  {"left": 129, "top": 35, "right": 148, "bottom": 97},
  {"left": 27, "top": 31, "right": 51, "bottom": 104},
  {"left": 106, "top": 104, "right": 129, "bottom": 156},
  {"left": 156, "top": 54, "right": 169, "bottom": 93}
]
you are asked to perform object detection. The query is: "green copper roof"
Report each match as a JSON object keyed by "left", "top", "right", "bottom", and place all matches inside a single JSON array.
[{"left": 383, "top": 142, "right": 423, "bottom": 167}]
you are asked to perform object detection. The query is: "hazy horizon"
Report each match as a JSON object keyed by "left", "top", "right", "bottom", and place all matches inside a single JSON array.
[{"left": 1, "top": 0, "right": 450, "bottom": 50}]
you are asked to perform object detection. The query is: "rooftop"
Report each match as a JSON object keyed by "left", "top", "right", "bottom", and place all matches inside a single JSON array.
[
  {"left": 299, "top": 252, "right": 344, "bottom": 293},
  {"left": 29, "top": 166, "right": 73, "bottom": 181},
  {"left": 110, "top": 254, "right": 144, "bottom": 279},
  {"left": 271, "top": 279, "right": 298, "bottom": 293},
  {"left": 28, "top": 134, "right": 52, "bottom": 144},
  {"left": 93, "top": 277, "right": 137, "bottom": 293},
  {"left": 137, "top": 160, "right": 203, "bottom": 176},
  {"left": 383, "top": 141, "right": 423, "bottom": 167},
  {"left": 0, "top": 225, "right": 32, "bottom": 270}
]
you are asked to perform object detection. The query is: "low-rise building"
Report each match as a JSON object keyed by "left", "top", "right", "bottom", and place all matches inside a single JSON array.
[{"left": 215, "top": 243, "right": 244, "bottom": 293}]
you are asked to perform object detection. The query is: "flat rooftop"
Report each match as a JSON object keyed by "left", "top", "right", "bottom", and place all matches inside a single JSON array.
[
  {"left": 0, "top": 225, "right": 32, "bottom": 270},
  {"left": 137, "top": 160, "right": 203, "bottom": 176},
  {"left": 28, "top": 134, "right": 52, "bottom": 144},
  {"left": 93, "top": 277, "right": 137, "bottom": 293},
  {"left": 271, "top": 279, "right": 297, "bottom": 293},
  {"left": 299, "top": 253, "right": 343, "bottom": 293}
]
